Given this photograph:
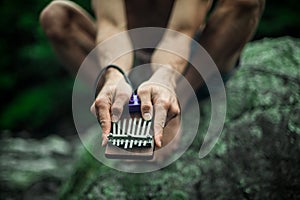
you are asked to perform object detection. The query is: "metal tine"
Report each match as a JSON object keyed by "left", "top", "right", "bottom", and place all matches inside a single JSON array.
[
  {"left": 127, "top": 118, "right": 132, "bottom": 136},
  {"left": 138, "top": 140, "right": 142, "bottom": 146},
  {"left": 122, "top": 118, "right": 127, "bottom": 135},
  {"left": 136, "top": 118, "right": 142, "bottom": 136},
  {"left": 131, "top": 118, "right": 137, "bottom": 135},
  {"left": 141, "top": 120, "right": 147, "bottom": 136},
  {"left": 145, "top": 121, "right": 152, "bottom": 136},
  {"left": 110, "top": 116, "right": 152, "bottom": 148},
  {"left": 113, "top": 122, "right": 116, "bottom": 135},
  {"left": 129, "top": 139, "right": 134, "bottom": 148},
  {"left": 117, "top": 121, "right": 121, "bottom": 135}
]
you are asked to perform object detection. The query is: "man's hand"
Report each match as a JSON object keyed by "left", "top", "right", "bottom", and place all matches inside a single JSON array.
[
  {"left": 91, "top": 72, "right": 132, "bottom": 146},
  {"left": 137, "top": 67, "right": 180, "bottom": 148}
]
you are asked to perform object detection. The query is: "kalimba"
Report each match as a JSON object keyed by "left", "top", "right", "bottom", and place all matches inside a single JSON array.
[{"left": 105, "top": 94, "right": 154, "bottom": 160}]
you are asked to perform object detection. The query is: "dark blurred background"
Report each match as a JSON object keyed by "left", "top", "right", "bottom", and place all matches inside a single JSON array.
[{"left": 0, "top": 0, "right": 299, "bottom": 138}]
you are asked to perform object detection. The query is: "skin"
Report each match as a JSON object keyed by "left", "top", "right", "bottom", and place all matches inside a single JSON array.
[{"left": 40, "top": 0, "right": 265, "bottom": 147}]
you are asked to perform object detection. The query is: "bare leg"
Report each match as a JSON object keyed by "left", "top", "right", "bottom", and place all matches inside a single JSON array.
[
  {"left": 40, "top": 0, "right": 97, "bottom": 74},
  {"left": 184, "top": 0, "right": 265, "bottom": 92}
]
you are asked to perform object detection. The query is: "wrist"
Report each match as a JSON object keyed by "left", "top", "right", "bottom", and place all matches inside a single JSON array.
[
  {"left": 104, "top": 67, "right": 124, "bottom": 82},
  {"left": 149, "top": 65, "right": 179, "bottom": 88},
  {"left": 95, "top": 65, "right": 130, "bottom": 97}
]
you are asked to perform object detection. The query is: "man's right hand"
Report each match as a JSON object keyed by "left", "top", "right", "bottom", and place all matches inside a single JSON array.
[{"left": 90, "top": 71, "right": 132, "bottom": 146}]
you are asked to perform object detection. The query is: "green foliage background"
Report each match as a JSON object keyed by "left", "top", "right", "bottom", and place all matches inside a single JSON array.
[
  {"left": 0, "top": 0, "right": 90, "bottom": 136},
  {"left": 0, "top": 0, "right": 299, "bottom": 135}
]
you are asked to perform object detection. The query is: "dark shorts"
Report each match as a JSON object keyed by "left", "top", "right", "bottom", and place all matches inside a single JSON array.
[
  {"left": 191, "top": 31, "right": 240, "bottom": 100},
  {"left": 195, "top": 62, "right": 239, "bottom": 100}
]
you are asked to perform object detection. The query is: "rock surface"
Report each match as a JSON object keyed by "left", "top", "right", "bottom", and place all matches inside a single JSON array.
[
  {"left": 1, "top": 37, "right": 299, "bottom": 199},
  {"left": 0, "top": 134, "right": 76, "bottom": 200}
]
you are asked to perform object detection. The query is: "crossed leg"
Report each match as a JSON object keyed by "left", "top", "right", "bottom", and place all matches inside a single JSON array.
[{"left": 40, "top": 0, "right": 96, "bottom": 74}]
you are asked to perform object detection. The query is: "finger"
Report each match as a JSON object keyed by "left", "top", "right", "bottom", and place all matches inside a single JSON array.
[
  {"left": 153, "top": 103, "right": 168, "bottom": 148},
  {"left": 94, "top": 96, "right": 111, "bottom": 146},
  {"left": 111, "top": 91, "right": 131, "bottom": 122},
  {"left": 137, "top": 87, "right": 153, "bottom": 121}
]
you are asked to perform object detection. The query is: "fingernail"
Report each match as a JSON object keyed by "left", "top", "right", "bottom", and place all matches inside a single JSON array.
[
  {"left": 111, "top": 115, "right": 118, "bottom": 122},
  {"left": 143, "top": 113, "right": 152, "bottom": 121}
]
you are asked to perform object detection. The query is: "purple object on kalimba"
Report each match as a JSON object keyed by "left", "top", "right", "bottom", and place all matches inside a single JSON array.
[{"left": 128, "top": 94, "right": 141, "bottom": 113}]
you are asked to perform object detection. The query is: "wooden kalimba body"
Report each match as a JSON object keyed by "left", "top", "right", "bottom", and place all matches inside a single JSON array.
[{"left": 105, "top": 94, "right": 154, "bottom": 160}]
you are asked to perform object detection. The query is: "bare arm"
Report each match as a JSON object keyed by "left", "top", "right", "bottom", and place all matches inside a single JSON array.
[
  {"left": 92, "top": 0, "right": 133, "bottom": 77},
  {"left": 138, "top": 0, "right": 212, "bottom": 147},
  {"left": 91, "top": 0, "right": 133, "bottom": 145},
  {"left": 151, "top": 0, "right": 212, "bottom": 75}
]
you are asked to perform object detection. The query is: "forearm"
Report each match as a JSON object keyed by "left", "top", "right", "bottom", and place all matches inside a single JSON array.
[
  {"left": 92, "top": 0, "right": 133, "bottom": 81},
  {"left": 95, "top": 22, "right": 133, "bottom": 76},
  {"left": 151, "top": 32, "right": 192, "bottom": 75},
  {"left": 151, "top": 0, "right": 211, "bottom": 79}
]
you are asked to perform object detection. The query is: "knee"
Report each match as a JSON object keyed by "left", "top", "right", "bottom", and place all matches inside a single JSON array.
[
  {"left": 224, "top": 0, "right": 265, "bottom": 16},
  {"left": 40, "top": 1, "right": 71, "bottom": 41}
]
